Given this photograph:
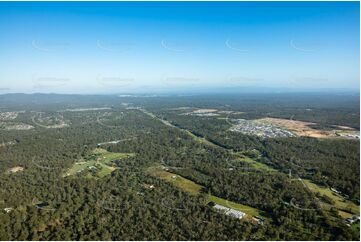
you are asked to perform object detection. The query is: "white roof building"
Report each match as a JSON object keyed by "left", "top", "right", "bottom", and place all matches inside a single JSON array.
[
  {"left": 4, "top": 207, "right": 13, "bottom": 213},
  {"left": 213, "top": 204, "right": 245, "bottom": 219},
  {"left": 331, "top": 187, "right": 341, "bottom": 194}
]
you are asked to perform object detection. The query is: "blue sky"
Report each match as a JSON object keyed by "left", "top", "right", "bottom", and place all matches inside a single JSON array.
[{"left": 0, "top": 1, "right": 359, "bottom": 94}]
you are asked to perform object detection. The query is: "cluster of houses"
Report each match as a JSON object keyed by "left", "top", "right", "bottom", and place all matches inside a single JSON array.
[
  {"left": 0, "top": 111, "right": 19, "bottom": 121},
  {"left": 229, "top": 119, "right": 295, "bottom": 138}
]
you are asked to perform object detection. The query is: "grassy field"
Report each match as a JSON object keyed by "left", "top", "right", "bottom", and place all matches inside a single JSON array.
[
  {"left": 303, "top": 179, "right": 359, "bottom": 217},
  {"left": 236, "top": 156, "right": 277, "bottom": 172},
  {"left": 338, "top": 210, "right": 353, "bottom": 219},
  {"left": 149, "top": 167, "right": 202, "bottom": 195},
  {"left": 149, "top": 166, "right": 263, "bottom": 218},
  {"left": 235, "top": 151, "right": 358, "bottom": 220},
  {"left": 183, "top": 129, "right": 218, "bottom": 148},
  {"left": 64, "top": 148, "right": 135, "bottom": 179},
  {"left": 140, "top": 108, "right": 219, "bottom": 148},
  {"left": 93, "top": 148, "right": 134, "bottom": 162}
]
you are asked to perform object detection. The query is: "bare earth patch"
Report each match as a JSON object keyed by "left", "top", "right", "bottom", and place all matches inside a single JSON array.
[
  {"left": 336, "top": 125, "right": 355, "bottom": 130},
  {"left": 63, "top": 107, "right": 111, "bottom": 112},
  {"left": 192, "top": 109, "right": 218, "bottom": 114},
  {"left": 167, "top": 107, "right": 193, "bottom": 110},
  {"left": 257, "top": 118, "right": 356, "bottom": 138},
  {"left": 7, "top": 166, "right": 24, "bottom": 173},
  {"left": 181, "top": 108, "right": 220, "bottom": 117}
]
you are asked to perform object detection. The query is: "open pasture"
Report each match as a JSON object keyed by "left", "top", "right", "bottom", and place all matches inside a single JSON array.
[{"left": 64, "top": 148, "right": 135, "bottom": 178}]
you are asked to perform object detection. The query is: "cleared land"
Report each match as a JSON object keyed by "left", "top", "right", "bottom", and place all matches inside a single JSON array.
[
  {"left": 207, "top": 195, "right": 261, "bottom": 218},
  {"left": 228, "top": 116, "right": 359, "bottom": 139},
  {"left": 182, "top": 109, "right": 220, "bottom": 117},
  {"left": 0, "top": 122, "right": 34, "bottom": 130},
  {"left": 145, "top": 106, "right": 358, "bottom": 222},
  {"left": 63, "top": 107, "right": 111, "bottom": 112},
  {"left": 334, "top": 130, "right": 360, "bottom": 139},
  {"left": 138, "top": 108, "right": 218, "bottom": 147},
  {"left": 303, "top": 179, "right": 359, "bottom": 218},
  {"left": 7, "top": 166, "right": 24, "bottom": 173},
  {"left": 0, "top": 112, "right": 19, "bottom": 120},
  {"left": 258, "top": 117, "right": 357, "bottom": 138},
  {"left": 149, "top": 166, "right": 263, "bottom": 219},
  {"left": 64, "top": 148, "right": 135, "bottom": 179},
  {"left": 181, "top": 109, "right": 244, "bottom": 117},
  {"left": 32, "top": 114, "right": 69, "bottom": 129},
  {"left": 183, "top": 129, "right": 218, "bottom": 147},
  {"left": 192, "top": 109, "right": 218, "bottom": 113},
  {"left": 149, "top": 167, "right": 202, "bottom": 196},
  {"left": 236, "top": 156, "right": 277, "bottom": 172},
  {"left": 229, "top": 119, "right": 295, "bottom": 138}
]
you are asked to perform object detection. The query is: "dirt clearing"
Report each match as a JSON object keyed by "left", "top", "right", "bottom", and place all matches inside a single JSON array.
[{"left": 258, "top": 117, "right": 348, "bottom": 138}]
